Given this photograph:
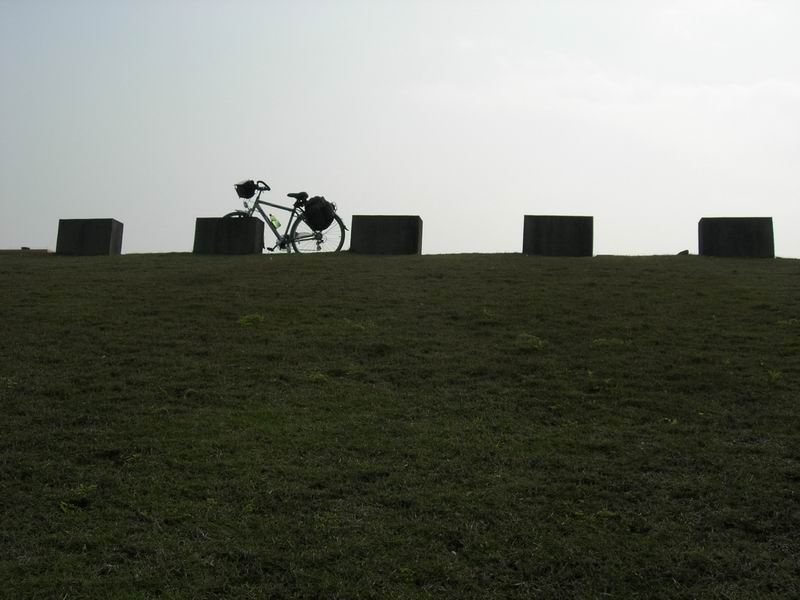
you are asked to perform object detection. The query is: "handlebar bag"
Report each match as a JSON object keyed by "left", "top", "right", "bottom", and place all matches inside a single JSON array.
[
  {"left": 235, "top": 180, "right": 257, "bottom": 199},
  {"left": 304, "top": 196, "right": 336, "bottom": 231}
]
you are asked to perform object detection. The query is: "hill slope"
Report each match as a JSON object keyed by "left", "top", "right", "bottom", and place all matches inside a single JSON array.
[{"left": 1, "top": 253, "right": 799, "bottom": 599}]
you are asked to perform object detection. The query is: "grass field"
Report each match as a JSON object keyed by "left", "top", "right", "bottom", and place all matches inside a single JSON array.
[{"left": 1, "top": 252, "right": 799, "bottom": 599}]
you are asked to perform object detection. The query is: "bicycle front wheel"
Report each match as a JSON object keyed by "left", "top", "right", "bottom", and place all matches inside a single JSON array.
[
  {"left": 223, "top": 211, "right": 250, "bottom": 218},
  {"left": 290, "top": 214, "right": 346, "bottom": 253}
]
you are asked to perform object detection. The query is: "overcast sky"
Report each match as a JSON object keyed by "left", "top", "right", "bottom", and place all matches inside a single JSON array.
[{"left": 2, "top": 0, "right": 799, "bottom": 256}]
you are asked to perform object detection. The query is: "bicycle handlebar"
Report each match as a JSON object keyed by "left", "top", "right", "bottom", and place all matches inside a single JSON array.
[{"left": 256, "top": 180, "right": 271, "bottom": 191}]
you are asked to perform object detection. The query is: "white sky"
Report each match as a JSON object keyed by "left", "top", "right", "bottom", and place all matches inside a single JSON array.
[{"left": 2, "top": 0, "right": 799, "bottom": 256}]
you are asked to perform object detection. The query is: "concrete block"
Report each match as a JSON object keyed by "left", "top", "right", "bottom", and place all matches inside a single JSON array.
[
  {"left": 698, "top": 217, "right": 774, "bottom": 258},
  {"left": 193, "top": 217, "right": 264, "bottom": 254},
  {"left": 350, "top": 215, "right": 423, "bottom": 255},
  {"left": 522, "top": 215, "right": 593, "bottom": 257},
  {"left": 56, "top": 219, "right": 124, "bottom": 255}
]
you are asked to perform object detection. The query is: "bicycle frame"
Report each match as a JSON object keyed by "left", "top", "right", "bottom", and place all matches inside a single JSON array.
[{"left": 240, "top": 191, "right": 305, "bottom": 250}]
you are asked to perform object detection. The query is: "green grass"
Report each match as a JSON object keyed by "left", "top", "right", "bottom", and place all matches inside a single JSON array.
[{"left": 1, "top": 252, "right": 799, "bottom": 599}]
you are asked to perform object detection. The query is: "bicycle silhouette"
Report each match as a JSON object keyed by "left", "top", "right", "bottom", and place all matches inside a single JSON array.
[{"left": 225, "top": 179, "right": 346, "bottom": 253}]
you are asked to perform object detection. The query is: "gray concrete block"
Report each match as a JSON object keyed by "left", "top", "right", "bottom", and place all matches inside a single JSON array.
[
  {"left": 56, "top": 219, "right": 124, "bottom": 255},
  {"left": 698, "top": 217, "right": 774, "bottom": 258},
  {"left": 522, "top": 215, "right": 593, "bottom": 257},
  {"left": 193, "top": 217, "right": 264, "bottom": 254},
  {"left": 350, "top": 215, "right": 422, "bottom": 255}
]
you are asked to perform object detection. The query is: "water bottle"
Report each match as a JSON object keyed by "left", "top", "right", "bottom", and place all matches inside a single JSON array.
[{"left": 269, "top": 214, "right": 281, "bottom": 229}]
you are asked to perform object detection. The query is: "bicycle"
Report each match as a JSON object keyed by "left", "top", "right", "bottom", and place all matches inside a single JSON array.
[{"left": 224, "top": 179, "right": 346, "bottom": 253}]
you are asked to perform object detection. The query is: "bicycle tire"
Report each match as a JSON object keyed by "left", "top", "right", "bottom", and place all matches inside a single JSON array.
[
  {"left": 290, "top": 213, "right": 346, "bottom": 253},
  {"left": 223, "top": 211, "right": 250, "bottom": 218}
]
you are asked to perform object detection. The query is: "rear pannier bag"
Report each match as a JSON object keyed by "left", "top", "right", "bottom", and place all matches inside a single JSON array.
[
  {"left": 304, "top": 196, "right": 336, "bottom": 231},
  {"left": 235, "top": 179, "right": 257, "bottom": 199}
]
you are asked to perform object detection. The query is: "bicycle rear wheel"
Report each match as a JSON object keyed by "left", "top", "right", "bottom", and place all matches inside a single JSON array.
[{"left": 290, "top": 214, "right": 346, "bottom": 253}]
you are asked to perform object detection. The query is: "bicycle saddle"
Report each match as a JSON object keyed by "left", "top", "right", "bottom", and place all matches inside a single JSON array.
[{"left": 287, "top": 192, "right": 308, "bottom": 202}]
